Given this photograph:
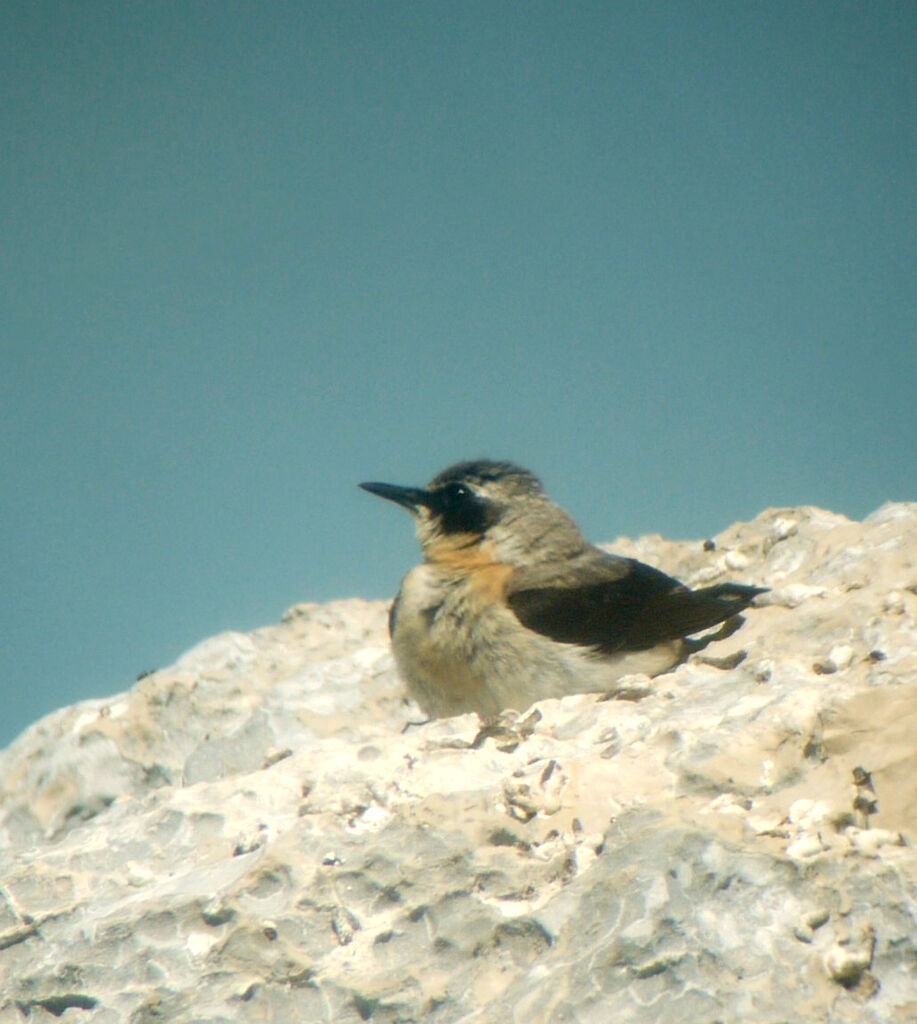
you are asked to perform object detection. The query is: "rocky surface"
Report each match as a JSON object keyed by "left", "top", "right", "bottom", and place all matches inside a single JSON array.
[{"left": 1, "top": 503, "right": 915, "bottom": 1023}]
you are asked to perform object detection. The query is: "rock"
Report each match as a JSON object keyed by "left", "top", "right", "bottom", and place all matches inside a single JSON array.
[{"left": 0, "top": 505, "right": 915, "bottom": 1023}]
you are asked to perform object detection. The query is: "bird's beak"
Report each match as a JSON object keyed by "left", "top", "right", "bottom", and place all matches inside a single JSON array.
[{"left": 359, "top": 481, "right": 434, "bottom": 513}]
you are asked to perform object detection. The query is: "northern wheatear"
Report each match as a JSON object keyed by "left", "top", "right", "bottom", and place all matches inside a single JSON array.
[{"left": 360, "top": 460, "right": 765, "bottom": 718}]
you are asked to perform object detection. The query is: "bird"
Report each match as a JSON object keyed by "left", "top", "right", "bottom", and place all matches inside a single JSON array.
[{"left": 360, "top": 459, "right": 766, "bottom": 719}]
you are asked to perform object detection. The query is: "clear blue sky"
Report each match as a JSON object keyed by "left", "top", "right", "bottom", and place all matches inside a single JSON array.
[{"left": 3, "top": 2, "right": 914, "bottom": 749}]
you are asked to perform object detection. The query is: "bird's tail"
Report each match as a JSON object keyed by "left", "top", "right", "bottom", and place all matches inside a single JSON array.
[
  {"left": 695, "top": 582, "right": 768, "bottom": 606},
  {"left": 664, "top": 582, "right": 768, "bottom": 638}
]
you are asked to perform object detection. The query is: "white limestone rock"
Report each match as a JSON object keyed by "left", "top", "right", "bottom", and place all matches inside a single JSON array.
[{"left": 0, "top": 505, "right": 914, "bottom": 1023}]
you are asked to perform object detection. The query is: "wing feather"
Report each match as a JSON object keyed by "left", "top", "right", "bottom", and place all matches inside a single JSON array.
[{"left": 507, "top": 550, "right": 765, "bottom": 652}]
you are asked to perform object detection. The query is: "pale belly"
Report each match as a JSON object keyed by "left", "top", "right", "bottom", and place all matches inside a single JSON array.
[{"left": 391, "top": 566, "right": 683, "bottom": 718}]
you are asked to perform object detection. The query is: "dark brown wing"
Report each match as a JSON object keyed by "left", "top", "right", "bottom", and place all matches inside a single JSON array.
[{"left": 507, "top": 552, "right": 765, "bottom": 653}]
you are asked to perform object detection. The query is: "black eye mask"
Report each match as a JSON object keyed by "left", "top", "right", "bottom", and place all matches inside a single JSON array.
[{"left": 432, "top": 483, "right": 499, "bottom": 536}]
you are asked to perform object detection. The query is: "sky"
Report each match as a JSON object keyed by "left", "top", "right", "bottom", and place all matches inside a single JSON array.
[{"left": 2, "top": 1, "right": 914, "bottom": 749}]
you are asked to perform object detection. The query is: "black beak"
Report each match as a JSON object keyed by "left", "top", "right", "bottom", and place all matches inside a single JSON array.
[{"left": 359, "top": 481, "right": 434, "bottom": 513}]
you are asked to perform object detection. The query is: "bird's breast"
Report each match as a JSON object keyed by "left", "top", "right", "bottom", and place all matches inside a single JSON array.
[
  {"left": 425, "top": 539, "right": 514, "bottom": 596},
  {"left": 390, "top": 561, "right": 522, "bottom": 716},
  {"left": 393, "top": 561, "right": 508, "bottom": 650}
]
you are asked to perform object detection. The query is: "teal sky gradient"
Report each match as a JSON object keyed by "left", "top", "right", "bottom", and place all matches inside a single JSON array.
[{"left": 3, "top": 2, "right": 915, "bottom": 747}]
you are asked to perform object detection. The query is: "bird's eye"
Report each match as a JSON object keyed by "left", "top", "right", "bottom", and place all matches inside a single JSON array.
[{"left": 435, "top": 482, "right": 494, "bottom": 534}]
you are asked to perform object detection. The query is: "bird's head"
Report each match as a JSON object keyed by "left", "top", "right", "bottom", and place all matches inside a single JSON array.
[{"left": 360, "top": 459, "right": 585, "bottom": 565}]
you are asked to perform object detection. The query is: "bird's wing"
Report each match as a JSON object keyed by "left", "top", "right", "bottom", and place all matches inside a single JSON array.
[{"left": 506, "top": 550, "right": 765, "bottom": 653}]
